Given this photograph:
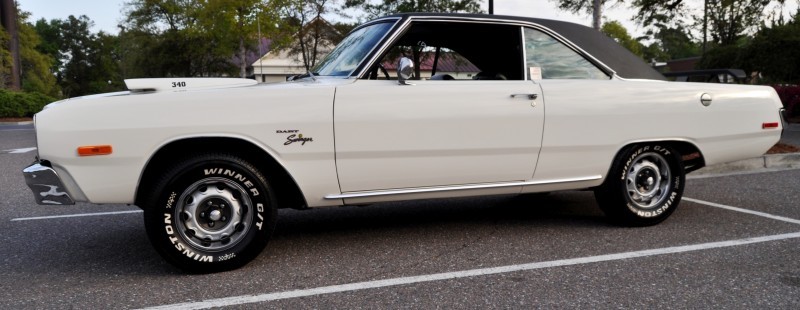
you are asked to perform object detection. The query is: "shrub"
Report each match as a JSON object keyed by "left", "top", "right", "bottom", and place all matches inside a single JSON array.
[
  {"left": 772, "top": 85, "right": 800, "bottom": 118},
  {"left": 0, "top": 89, "right": 57, "bottom": 118}
]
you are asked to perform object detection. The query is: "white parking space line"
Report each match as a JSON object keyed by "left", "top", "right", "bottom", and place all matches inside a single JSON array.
[
  {"left": 684, "top": 197, "right": 800, "bottom": 225},
  {"left": 139, "top": 232, "right": 800, "bottom": 310},
  {"left": 2, "top": 147, "right": 37, "bottom": 154},
  {"left": 11, "top": 210, "right": 142, "bottom": 222},
  {"left": 0, "top": 129, "right": 34, "bottom": 132}
]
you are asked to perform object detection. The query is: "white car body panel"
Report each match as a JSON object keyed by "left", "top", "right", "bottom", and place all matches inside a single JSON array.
[
  {"left": 530, "top": 79, "right": 781, "bottom": 184},
  {"left": 32, "top": 76, "right": 784, "bottom": 207},
  {"left": 35, "top": 80, "right": 349, "bottom": 206}
]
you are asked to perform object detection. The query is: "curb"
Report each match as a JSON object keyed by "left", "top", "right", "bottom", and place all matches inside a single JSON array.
[
  {"left": 692, "top": 153, "right": 800, "bottom": 176},
  {"left": 0, "top": 121, "right": 33, "bottom": 125}
]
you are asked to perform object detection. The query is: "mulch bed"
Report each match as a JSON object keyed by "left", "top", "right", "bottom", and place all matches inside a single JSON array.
[
  {"left": 0, "top": 117, "right": 33, "bottom": 122},
  {"left": 767, "top": 143, "right": 800, "bottom": 154}
]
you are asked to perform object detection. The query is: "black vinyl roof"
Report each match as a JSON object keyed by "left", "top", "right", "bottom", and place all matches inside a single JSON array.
[{"left": 384, "top": 13, "right": 666, "bottom": 81}]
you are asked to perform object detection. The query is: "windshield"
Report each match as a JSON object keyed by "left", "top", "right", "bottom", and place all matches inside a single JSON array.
[{"left": 312, "top": 21, "right": 395, "bottom": 76}]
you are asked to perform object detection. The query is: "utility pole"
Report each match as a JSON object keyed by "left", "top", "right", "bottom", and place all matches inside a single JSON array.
[
  {"left": 592, "top": 0, "right": 602, "bottom": 30},
  {"left": 702, "top": 0, "right": 708, "bottom": 55},
  {"left": 0, "top": 0, "right": 21, "bottom": 90},
  {"left": 489, "top": 0, "right": 493, "bottom": 14}
]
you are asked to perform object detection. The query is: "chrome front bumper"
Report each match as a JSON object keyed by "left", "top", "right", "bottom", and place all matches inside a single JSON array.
[{"left": 22, "top": 161, "right": 75, "bottom": 205}]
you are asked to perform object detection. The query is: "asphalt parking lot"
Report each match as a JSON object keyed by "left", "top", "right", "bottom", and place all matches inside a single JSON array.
[{"left": 2, "top": 124, "right": 799, "bottom": 309}]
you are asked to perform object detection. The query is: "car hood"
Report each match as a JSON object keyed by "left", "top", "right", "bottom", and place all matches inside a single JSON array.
[{"left": 43, "top": 77, "right": 353, "bottom": 110}]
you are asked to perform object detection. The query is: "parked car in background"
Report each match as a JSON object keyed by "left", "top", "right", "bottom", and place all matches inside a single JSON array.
[
  {"left": 23, "top": 13, "right": 786, "bottom": 272},
  {"left": 663, "top": 69, "right": 748, "bottom": 84}
]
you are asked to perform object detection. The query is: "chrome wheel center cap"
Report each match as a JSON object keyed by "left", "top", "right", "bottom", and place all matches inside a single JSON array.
[{"left": 209, "top": 209, "right": 222, "bottom": 221}]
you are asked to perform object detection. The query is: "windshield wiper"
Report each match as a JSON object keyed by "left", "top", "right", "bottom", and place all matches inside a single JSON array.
[{"left": 289, "top": 69, "right": 319, "bottom": 81}]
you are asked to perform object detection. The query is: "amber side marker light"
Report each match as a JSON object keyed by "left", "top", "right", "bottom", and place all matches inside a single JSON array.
[
  {"left": 77, "top": 145, "right": 113, "bottom": 156},
  {"left": 762, "top": 122, "right": 780, "bottom": 129}
]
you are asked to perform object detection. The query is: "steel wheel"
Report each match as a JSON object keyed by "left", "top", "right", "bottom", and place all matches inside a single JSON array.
[
  {"left": 625, "top": 152, "right": 672, "bottom": 209},
  {"left": 175, "top": 177, "right": 253, "bottom": 252}
]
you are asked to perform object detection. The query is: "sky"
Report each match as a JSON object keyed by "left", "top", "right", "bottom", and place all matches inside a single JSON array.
[
  {"left": 19, "top": 0, "right": 129, "bottom": 34},
  {"left": 17, "top": 0, "right": 644, "bottom": 35},
  {"left": 16, "top": 0, "right": 800, "bottom": 38}
]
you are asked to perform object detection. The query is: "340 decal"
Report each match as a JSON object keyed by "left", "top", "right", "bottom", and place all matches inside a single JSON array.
[{"left": 171, "top": 81, "right": 187, "bottom": 88}]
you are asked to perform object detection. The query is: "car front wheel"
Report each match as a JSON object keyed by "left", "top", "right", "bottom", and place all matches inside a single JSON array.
[
  {"left": 142, "top": 153, "right": 277, "bottom": 272},
  {"left": 595, "top": 144, "right": 685, "bottom": 226}
]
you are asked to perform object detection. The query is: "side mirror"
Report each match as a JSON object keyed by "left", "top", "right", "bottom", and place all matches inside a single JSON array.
[{"left": 397, "top": 57, "right": 415, "bottom": 85}]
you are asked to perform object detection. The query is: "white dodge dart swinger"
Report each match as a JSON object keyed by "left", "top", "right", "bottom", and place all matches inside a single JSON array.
[{"left": 23, "top": 13, "right": 786, "bottom": 272}]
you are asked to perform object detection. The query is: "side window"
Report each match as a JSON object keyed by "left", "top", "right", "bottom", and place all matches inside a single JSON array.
[
  {"left": 523, "top": 28, "right": 609, "bottom": 80},
  {"left": 366, "top": 22, "right": 523, "bottom": 80}
]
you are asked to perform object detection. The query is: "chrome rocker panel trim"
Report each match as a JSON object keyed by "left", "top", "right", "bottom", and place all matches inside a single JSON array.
[{"left": 325, "top": 175, "right": 603, "bottom": 199}]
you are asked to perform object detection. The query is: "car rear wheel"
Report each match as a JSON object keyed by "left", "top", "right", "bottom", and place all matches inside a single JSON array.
[
  {"left": 594, "top": 144, "right": 685, "bottom": 226},
  {"left": 142, "top": 153, "right": 277, "bottom": 272}
]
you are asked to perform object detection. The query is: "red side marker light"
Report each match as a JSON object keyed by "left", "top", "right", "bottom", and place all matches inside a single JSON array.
[
  {"left": 762, "top": 122, "right": 780, "bottom": 129},
  {"left": 77, "top": 145, "right": 113, "bottom": 156}
]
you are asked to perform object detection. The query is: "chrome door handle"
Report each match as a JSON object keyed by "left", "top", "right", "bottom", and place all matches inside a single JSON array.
[
  {"left": 510, "top": 93, "right": 538, "bottom": 100},
  {"left": 511, "top": 93, "right": 538, "bottom": 107}
]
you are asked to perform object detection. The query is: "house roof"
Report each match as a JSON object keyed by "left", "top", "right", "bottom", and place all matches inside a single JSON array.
[{"left": 381, "top": 52, "right": 480, "bottom": 72}]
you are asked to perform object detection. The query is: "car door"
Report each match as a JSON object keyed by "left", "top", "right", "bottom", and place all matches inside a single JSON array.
[
  {"left": 518, "top": 27, "right": 616, "bottom": 188},
  {"left": 333, "top": 79, "right": 544, "bottom": 193}
]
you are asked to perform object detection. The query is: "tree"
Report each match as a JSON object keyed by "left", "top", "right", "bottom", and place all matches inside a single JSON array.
[
  {"left": 552, "top": 0, "right": 791, "bottom": 45},
  {"left": 276, "top": 0, "right": 346, "bottom": 71},
  {"left": 1, "top": 0, "right": 21, "bottom": 89},
  {"left": 551, "top": 0, "right": 611, "bottom": 30},
  {"left": 0, "top": 6, "right": 59, "bottom": 95},
  {"left": 18, "top": 16, "right": 59, "bottom": 96},
  {"left": 33, "top": 18, "right": 61, "bottom": 73},
  {"left": 29, "top": 15, "right": 125, "bottom": 97},
  {"left": 738, "top": 11, "right": 800, "bottom": 83},
  {"left": 122, "top": 0, "right": 217, "bottom": 77},
  {"left": 0, "top": 27, "right": 12, "bottom": 87},
  {"left": 122, "top": 0, "right": 289, "bottom": 78},
  {"left": 0, "top": 10, "right": 60, "bottom": 97},
  {"left": 703, "top": 0, "right": 776, "bottom": 46},
  {"left": 56, "top": 16, "right": 95, "bottom": 97},
  {"left": 48, "top": 15, "right": 124, "bottom": 97},
  {"left": 641, "top": 25, "right": 701, "bottom": 62},
  {"left": 199, "top": 0, "right": 286, "bottom": 78},
  {"left": 601, "top": 21, "right": 643, "bottom": 56},
  {"left": 653, "top": 26, "right": 700, "bottom": 59},
  {"left": 345, "top": 0, "right": 482, "bottom": 19}
]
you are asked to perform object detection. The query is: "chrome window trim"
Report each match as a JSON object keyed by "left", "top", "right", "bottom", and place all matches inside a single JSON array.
[
  {"left": 324, "top": 175, "right": 602, "bottom": 199},
  {"left": 520, "top": 26, "right": 528, "bottom": 81}
]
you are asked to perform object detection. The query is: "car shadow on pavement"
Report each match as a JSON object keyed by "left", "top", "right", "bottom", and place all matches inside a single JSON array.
[{"left": 272, "top": 191, "right": 610, "bottom": 239}]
